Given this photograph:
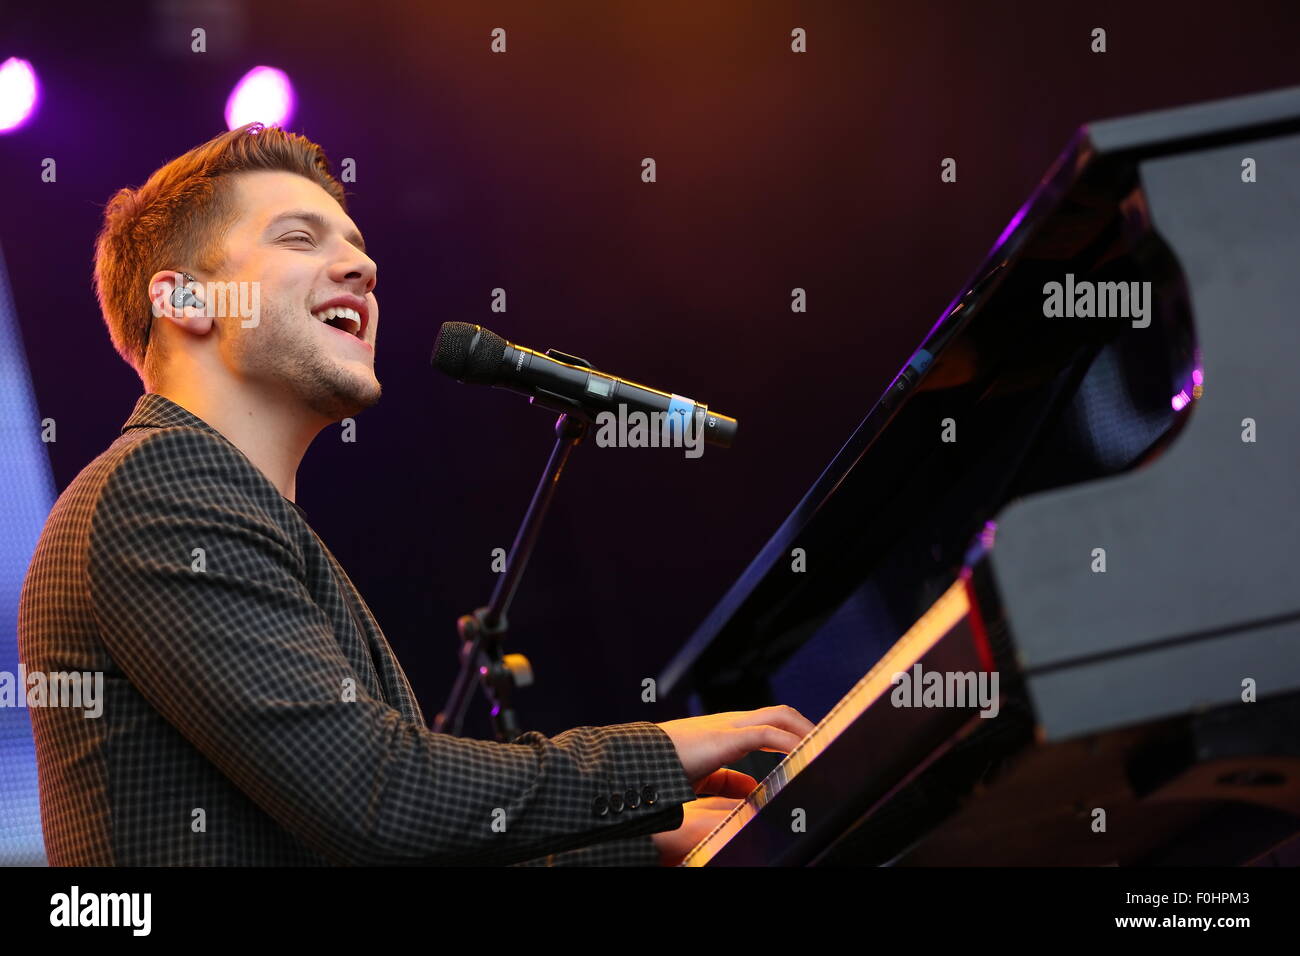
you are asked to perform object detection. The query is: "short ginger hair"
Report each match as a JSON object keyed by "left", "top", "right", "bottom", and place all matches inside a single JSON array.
[{"left": 92, "top": 123, "right": 348, "bottom": 381}]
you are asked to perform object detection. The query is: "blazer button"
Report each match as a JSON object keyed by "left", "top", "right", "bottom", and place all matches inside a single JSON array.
[
  {"left": 641, "top": 784, "right": 657, "bottom": 807},
  {"left": 624, "top": 787, "right": 641, "bottom": 810},
  {"left": 591, "top": 795, "right": 610, "bottom": 817},
  {"left": 610, "top": 791, "right": 625, "bottom": 813}
]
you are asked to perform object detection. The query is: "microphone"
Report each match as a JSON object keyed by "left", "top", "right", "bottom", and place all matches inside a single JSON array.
[{"left": 431, "top": 322, "right": 738, "bottom": 448}]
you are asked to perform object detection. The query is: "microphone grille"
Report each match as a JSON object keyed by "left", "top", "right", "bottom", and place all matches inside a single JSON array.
[{"left": 432, "top": 322, "right": 507, "bottom": 383}]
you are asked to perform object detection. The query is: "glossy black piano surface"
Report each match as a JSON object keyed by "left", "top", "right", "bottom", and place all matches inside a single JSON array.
[{"left": 665, "top": 85, "right": 1300, "bottom": 866}]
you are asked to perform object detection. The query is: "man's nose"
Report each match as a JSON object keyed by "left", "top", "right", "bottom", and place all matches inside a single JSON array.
[{"left": 330, "top": 248, "right": 377, "bottom": 294}]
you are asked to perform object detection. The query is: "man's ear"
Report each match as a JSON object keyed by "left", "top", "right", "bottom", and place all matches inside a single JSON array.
[{"left": 148, "top": 270, "right": 212, "bottom": 335}]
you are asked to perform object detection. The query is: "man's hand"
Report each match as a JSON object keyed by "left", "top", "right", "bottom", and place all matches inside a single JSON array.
[
  {"left": 648, "top": 705, "right": 814, "bottom": 865},
  {"left": 656, "top": 705, "right": 815, "bottom": 791},
  {"left": 650, "top": 797, "right": 743, "bottom": 866}
]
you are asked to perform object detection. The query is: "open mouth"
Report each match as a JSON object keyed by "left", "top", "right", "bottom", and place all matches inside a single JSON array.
[{"left": 310, "top": 303, "right": 367, "bottom": 340}]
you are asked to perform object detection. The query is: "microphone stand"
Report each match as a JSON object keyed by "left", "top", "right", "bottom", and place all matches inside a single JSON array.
[{"left": 433, "top": 351, "right": 595, "bottom": 741}]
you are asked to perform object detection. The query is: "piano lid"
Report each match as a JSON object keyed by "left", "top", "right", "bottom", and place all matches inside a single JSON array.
[{"left": 660, "top": 85, "right": 1300, "bottom": 701}]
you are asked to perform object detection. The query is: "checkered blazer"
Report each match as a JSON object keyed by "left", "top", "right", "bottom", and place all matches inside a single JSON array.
[{"left": 18, "top": 393, "right": 696, "bottom": 866}]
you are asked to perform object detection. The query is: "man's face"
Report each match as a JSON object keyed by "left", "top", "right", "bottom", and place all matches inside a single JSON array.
[{"left": 208, "top": 170, "right": 380, "bottom": 421}]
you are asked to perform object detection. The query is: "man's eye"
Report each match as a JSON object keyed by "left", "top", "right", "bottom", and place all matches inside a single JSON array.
[{"left": 280, "top": 232, "right": 314, "bottom": 244}]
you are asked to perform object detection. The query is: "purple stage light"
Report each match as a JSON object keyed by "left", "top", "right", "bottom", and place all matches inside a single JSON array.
[
  {"left": 0, "top": 58, "right": 39, "bottom": 133},
  {"left": 224, "top": 66, "right": 295, "bottom": 130}
]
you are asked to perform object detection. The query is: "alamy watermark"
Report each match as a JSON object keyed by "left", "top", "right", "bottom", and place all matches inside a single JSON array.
[
  {"left": 0, "top": 666, "right": 104, "bottom": 718},
  {"left": 1043, "top": 273, "right": 1151, "bottom": 328},
  {"left": 151, "top": 278, "right": 262, "bottom": 328},
  {"left": 594, "top": 403, "right": 704, "bottom": 459},
  {"left": 50, "top": 886, "right": 150, "bottom": 935},
  {"left": 890, "top": 663, "right": 999, "bottom": 718}
]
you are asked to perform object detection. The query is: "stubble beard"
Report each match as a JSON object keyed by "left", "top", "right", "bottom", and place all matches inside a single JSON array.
[
  {"left": 241, "top": 302, "right": 382, "bottom": 422},
  {"left": 294, "top": 348, "right": 381, "bottom": 421}
]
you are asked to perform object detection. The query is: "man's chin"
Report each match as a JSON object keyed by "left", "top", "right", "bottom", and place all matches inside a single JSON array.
[{"left": 306, "top": 374, "right": 381, "bottom": 422}]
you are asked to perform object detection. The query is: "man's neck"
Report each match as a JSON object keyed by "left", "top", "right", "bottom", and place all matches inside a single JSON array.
[{"left": 153, "top": 383, "right": 325, "bottom": 502}]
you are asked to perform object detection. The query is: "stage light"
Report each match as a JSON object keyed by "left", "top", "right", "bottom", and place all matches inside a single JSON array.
[
  {"left": 224, "top": 65, "right": 295, "bottom": 130},
  {"left": 0, "top": 58, "right": 39, "bottom": 133}
]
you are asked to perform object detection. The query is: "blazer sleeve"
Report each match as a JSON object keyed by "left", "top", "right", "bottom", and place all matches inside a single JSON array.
[{"left": 87, "top": 429, "right": 696, "bottom": 866}]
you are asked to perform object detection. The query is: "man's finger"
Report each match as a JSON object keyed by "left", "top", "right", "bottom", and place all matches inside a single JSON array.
[
  {"left": 728, "top": 705, "right": 816, "bottom": 738},
  {"left": 741, "top": 724, "right": 806, "bottom": 756},
  {"left": 693, "top": 767, "right": 759, "bottom": 798},
  {"left": 691, "top": 796, "right": 743, "bottom": 810}
]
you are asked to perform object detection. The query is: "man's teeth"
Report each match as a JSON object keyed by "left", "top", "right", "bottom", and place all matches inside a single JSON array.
[{"left": 311, "top": 306, "right": 362, "bottom": 336}]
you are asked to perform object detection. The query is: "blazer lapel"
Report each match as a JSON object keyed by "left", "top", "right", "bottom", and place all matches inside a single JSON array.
[
  {"left": 121, "top": 393, "right": 428, "bottom": 727},
  {"left": 314, "top": 538, "right": 427, "bottom": 727}
]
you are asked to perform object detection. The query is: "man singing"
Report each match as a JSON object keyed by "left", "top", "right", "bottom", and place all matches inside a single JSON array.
[{"left": 18, "top": 124, "right": 812, "bottom": 866}]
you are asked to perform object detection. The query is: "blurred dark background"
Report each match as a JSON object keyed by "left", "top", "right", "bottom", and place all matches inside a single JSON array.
[{"left": 2, "top": 0, "right": 1297, "bottom": 738}]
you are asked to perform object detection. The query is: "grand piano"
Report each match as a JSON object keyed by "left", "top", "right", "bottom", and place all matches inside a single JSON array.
[{"left": 661, "top": 85, "right": 1300, "bottom": 866}]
